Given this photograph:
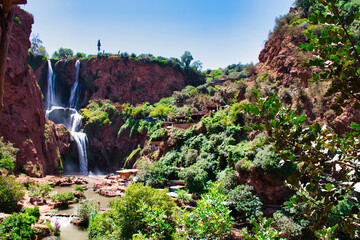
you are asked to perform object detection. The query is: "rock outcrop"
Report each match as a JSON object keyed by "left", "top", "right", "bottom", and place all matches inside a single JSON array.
[
  {"left": 258, "top": 24, "right": 312, "bottom": 87},
  {"left": 36, "top": 57, "right": 187, "bottom": 110},
  {"left": 0, "top": 7, "right": 61, "bottom": 176}
]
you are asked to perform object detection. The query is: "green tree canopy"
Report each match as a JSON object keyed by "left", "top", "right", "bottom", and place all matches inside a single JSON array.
[
  {"left": 52, "top": 47, "right": 74, "bottom": 59},
  {"left": 29, "top": 34, "right": 48, "bottom": 57},
  {"left": 180, "top": 50, "right": 193, "bottom": 68}
]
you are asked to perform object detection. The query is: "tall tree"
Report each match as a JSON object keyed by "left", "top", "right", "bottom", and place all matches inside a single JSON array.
[
  {"left": 0, "top": 0, "right": 27, "bottom": 120},
  {"left": 29, "top": 33, "right": 48, "bottom": 57},
  {"left": 180, "top": 50, "right": 193, "bottom": 68}
]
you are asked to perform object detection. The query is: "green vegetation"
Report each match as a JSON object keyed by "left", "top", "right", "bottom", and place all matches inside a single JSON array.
[
  {"left": 0, "top": 137, "right": 18, "bottom": 173},
  {"left": 28, "top": 182, "right": 53, "bottom": 198},
  {"left": 0, "top": 207, "right": 40, "bottom": 240},
  {"left": 88, "top": 183, "right": 176, "bottom": 239},
  {"left": 74, "top": 186, "right": 85, "bottom": 193},
  {"left": 0, "top": 176, "right": 24, "bottom": 213},
  {"left": 81, "top": 100, "right": 120, "bottom": 128},
  {"left": 77, "top": 199, "right": 98, "bottom": 226},
  {"left": 29, "top": 34, "right": 48, "bottom": 57},
  {"left": 176, "top": 185, "right": 233, "bottom": 239},
  {"left": 228, "top": 185, "right": 263, "bottom": 223},
  {"left": 52, "top": 47, "right": 74, "bottom": 59},
  {"left": 50, "top": 191, "right": 74, "bottom": 208}
]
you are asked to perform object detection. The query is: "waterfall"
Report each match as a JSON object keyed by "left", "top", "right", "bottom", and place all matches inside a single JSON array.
[
  {"left": 45, "top": 60, "right": 88, "bottom": 175},
  {"left": 68, "top": 60, "right": 81, "bottom": 109}
]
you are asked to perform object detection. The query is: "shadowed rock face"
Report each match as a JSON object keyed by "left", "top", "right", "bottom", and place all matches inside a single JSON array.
[
  {"left": 36, "top": 57, "right": 187, "bottom": 109},
  {"left": 0, "top": 7, "right": 62, "bottom": 176}
]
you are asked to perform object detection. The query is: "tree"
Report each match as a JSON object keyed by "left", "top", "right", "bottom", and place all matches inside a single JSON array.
[
  {"left": 75, "top": 52, "right": 86, "bottom": 58},
  {"left": 29, "top": 33, "right": 48, "bottom": 56},
  {"left": 52, "top": 47, "right": 74, "bottom": 59},
  {"left": 97, "top": 39, "right": 101, "bottom": 53},
  {"left": 181, "top": 50, "right": 193, "bottom": 68},
  {"left": 191, "top": 60, "right": 203, "bottom": 71},
  {"left": 0, "top": 0, "right": 27, "bottom": 120}
]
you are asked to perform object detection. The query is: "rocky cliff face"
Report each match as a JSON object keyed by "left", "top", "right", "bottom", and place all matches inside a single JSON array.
[
  {"left": 0, "top": 7, "right": 62, "bottom": 176},
  {"left": 257, "top": 17, "right": 360, "bottom": 135},
  {"left": 258, "top": 25, "right": 312, "bottom": 87},
  {"left": 36, "top": 57, "right": 187, "bottom": 110}
]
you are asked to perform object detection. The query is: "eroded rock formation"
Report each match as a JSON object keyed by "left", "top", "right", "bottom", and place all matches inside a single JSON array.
[{"left": 0, "top": 7, "right": 61, "bottom": 176}]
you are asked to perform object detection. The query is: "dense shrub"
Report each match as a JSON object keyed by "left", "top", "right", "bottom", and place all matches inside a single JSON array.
[
  {"left": 179, "top": 165, "right": 208, "bottom": 194},
  {"left": 50, "top": 191, "right": 74, "bottom": 208},
  {"left": 253, "top": 145, "right": 295, "bottom": 178},
  {"left": 81, "top": 100, "right": 120, "bottom": 127},
  {"left": 228, "top": 185, "right": 263, "bottom": 223},
  {"left": 176, "top": 185, "right": 233, "bottom": 239},
  {"left": 89, "top": 183, "right": 176, "bottom": 239},
  {"left": 0, "top": 176, "right": 24, "bottom": 213},
  {"left": 216, "top": 168, "right": 237, "bottom": 195},
  {"left": 0, "top": 137, "right": 19, "bottom": 173},
  {"left": 138, "top": 161, "right": 178, "bottom": 188},
  {"left": 77, "top": 199, "right": 98, "bottom": 226},
  {"left": 0, "top": 207, "right": 40, "bottom": 240}
]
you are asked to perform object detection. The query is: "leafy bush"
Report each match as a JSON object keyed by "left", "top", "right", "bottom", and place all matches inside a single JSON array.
[
  {"left": 228, "top": 185, "right": 262, "bottom": 223},
  {"left": 176, "top": 189, "right": 192, "bottom": 202},
  {"left": 216, "top": 168, "right": 237, "bottom": 195},
  {"left": 77, "top": 199, "right": 98, "bottom": 225},
  {"left": 176, "top": 185, "right": 233, "bottom": 239},
  {"left": 74, "top": 186, "right": 84, "bottom": 193},
  {"left": 179, "top": 165, "right": 208, "bottom": 194},
  {"left": 253, "top": 145, "right": 295, "bottom": 178},
  {"left": 50, "top": 191, "right": 74, "bottom": 208},
  {"left": 0, "top": 176, "right": 24, "bottom": 213},
  {"left": 240, "top": 216, "right": 282, "bottom": 240},
  {"left": 89, "top": 183, "right": 176, "bottom": 239},
  {"left": 81, "top": 100, "right": 120, "bottom": 127},
  {"left": 0, "top": 137, "right": 19, "bottom": 173},
  {"left": 0, "top": 207, "right": 40, "bottom": 240},
  {"left": 137, "top": 161, "right": 178, "bottom": 188},
  {"left": 38, "top": 183, "right": 53, "bottom": 197}
]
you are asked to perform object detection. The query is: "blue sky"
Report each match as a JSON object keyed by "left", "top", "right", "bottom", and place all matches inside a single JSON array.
[{"left": 22, "top": 0, "right": 294, "bottom": 69}]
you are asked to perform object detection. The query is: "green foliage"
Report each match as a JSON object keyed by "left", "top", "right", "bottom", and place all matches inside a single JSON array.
[
  {"left": 176, "top": 185, "right": 233, "bottom": 239},
  {"left": 74, "top": 186, "right": 84, "bottom": 193},
  {"left": 28, "top": 182, "right": 53, "bottom": 198},
  {"left": 50, "top": 191, "right": 74, "bottom": 208},
  {"left": 137, "top": 162, "right": 178, "bottom": 188},
  {"left": 180, "top": 51, "right": 193, "bottom": 68},
  {"left": 228, "top": 185, "right": 263, "bottom": 223},
  {"left": 240, "top": 216, "right": 284, "bottom": 240},
  {"left": 0, "top": 176, "right": 24, "bottom": 213},
  {"left": 179, "top": 165, "right": 208, "bottom": 194},
  {"left": 81, "top": 100, "right": 120, "bottom": 127},
  {"left": 77, "top": 199, "right": 98, "bottom": 225},
  {"left": 176, "top": 189, "right": 192, "bottom": 202},
  {"left": 301, "top": 0, "right": 360, "bottom": 115},
  {"left": 0, "top": 207, "right": 40, "bottom": 240},
  {"left": 253, "top": 145, "right": 295, "bottom": 178},
  {"left": 52, "top": 47, "right": 74, "bottom": 59},
  {"left": 29, "top": 34, "right": 48, "bottom": 57},
  {"left": 0, "top": 137, "right": 19, "bottom": 173},
  {"left": 75, "top": 52, "right": 86, "bottom": 58},
  {"left": 243, "top": 90, "right": 360, "bottom": 237},
  {"left": 89, "top": 183, "right": 176, "bottom": 239},
  {"left": 216, "top": 168, "right": 237, "bottom": 195},
  {"left": 88, "top": 210, "right": 120, "bottom": 239}
]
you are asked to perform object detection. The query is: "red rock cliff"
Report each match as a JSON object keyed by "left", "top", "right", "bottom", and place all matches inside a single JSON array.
[
  {"left": 0, "top": 7, "right": 61, "bottom": 176},
  {"left": 51, "top": 57, "right": 186, "bottom": 108}
]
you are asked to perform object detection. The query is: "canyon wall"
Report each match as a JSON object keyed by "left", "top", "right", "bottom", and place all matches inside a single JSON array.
[{"left": 0, "top": 7, "right": 62, "bottom": 176}]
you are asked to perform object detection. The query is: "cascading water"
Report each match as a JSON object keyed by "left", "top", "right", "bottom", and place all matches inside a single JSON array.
[{"left": 46, "top": 60, "right": 88, "bottom": 175}]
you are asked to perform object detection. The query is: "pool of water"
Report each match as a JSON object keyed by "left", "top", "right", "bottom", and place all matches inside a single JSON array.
[{"left": 49, "top": 176, "right": 116, "bottom": 240}]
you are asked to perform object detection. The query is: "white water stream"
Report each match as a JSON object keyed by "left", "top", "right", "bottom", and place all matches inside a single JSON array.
[{"left": 45, "top": 60, "right": 88, "bottom": 175}]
